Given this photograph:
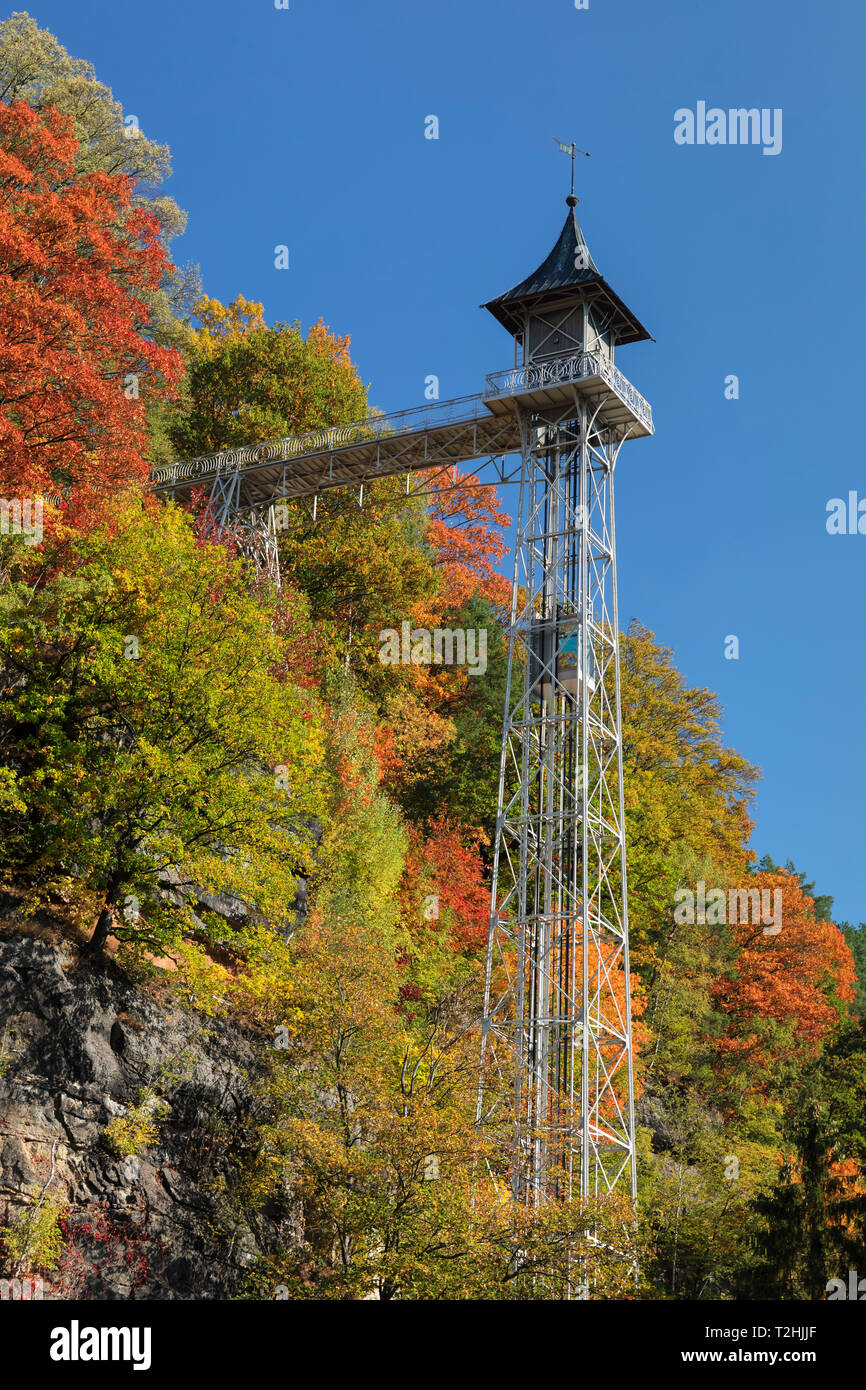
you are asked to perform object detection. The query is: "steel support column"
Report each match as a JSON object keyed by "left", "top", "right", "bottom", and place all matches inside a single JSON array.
[
  {"left": 200, "top": 471, "right": 281, "bottom": 587},
  {"left": 480, "top": 394, "right": 636, "bottom": 1209}
]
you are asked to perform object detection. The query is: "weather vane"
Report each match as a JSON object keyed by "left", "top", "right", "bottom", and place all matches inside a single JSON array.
[{"left": 553, "top": 138, "right": 591, "bottom": 200}]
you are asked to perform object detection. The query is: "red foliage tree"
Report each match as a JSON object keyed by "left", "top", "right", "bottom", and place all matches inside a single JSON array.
[
  {"left": 0, "top": 100, "right": 182, "bottom": 520},
  {"left": 712, "top": 870, "right": 856, "bottom": 1078},
  {"left": 426, "top": 466, "right": 511, "bottom": 612},
  {"left": 401, "top": 816, "right": 490, "bottom": 956}
]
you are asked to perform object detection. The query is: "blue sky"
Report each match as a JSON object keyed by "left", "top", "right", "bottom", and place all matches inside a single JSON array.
[{"left": 25, "top": 0, "right": 866, "bottom": 922}]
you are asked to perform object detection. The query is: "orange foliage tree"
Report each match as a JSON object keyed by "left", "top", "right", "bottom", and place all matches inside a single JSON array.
[
  {"left": 0, "top": 101, "right": 182, "bottom": 514},
  {"left": 400, "top": 816, "right": 490, "bottom": 959},
  {"left": 425, "top": 465, "right": 511, "bottom": 612},
  {"left": 712, "top": 869, "right": 856, "bottom": 1084}
]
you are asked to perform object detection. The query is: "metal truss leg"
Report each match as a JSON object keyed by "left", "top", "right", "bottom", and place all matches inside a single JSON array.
[{"left": 199, "top": 472, "right": 281, "bottom": 587}]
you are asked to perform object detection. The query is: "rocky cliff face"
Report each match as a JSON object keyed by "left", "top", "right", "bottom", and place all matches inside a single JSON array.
[{"left": 0, "top": 921, "right": 292, "bottom": 1299}]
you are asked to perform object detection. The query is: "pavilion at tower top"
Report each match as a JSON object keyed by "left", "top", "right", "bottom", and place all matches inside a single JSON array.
[{"left": 482, "top": 198, "right": 653, "bottom": 354}]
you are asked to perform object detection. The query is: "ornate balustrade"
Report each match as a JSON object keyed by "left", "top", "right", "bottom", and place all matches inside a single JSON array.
[
  {"left": 151, "top": 393, "right": 495, "bottom": 490},
  {"left": 484, "top": 351, "right": 653, "bottom": 433}
]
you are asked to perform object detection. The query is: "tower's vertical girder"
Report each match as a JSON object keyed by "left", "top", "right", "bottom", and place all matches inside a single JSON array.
[{"left": 481, "top": 392, "right": 636, "bottom": 1208}]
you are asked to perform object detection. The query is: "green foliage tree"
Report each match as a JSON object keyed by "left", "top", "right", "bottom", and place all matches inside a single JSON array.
[
  {"left": 619, "top": 622, "right": 758, "bottom": 967},
  {"left": 745, "top": 1023, "right": 866, "bottom": 1299},
  {"left": 167, "top": 298, "right": 369, "bottom": 458},
  {"left": 313, "top": 677, "right": 408, "bottom": 933},
  {"left": 0, "top": 497, "right": 323, "bottom": 955},
  {"left": 277, "top": 478, "right": 438, "bottom": 692},
  {"left": 637, "top": 1112, "right": 774, "bottom": 1300},
  {"left": 839, "top": 923, "right": 866, "bottom": 1018},
  {"left": 755, "top": 854, "right": 835, "bottom": 923},
  {"left": 393, "top": 592, "right": 511, "bottom": 841}
]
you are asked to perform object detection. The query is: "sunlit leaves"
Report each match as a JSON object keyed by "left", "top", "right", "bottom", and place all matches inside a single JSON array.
[
  {"left": 0, "top": 496, "right": 324, "bottom": 953},
  {"left": 0, "top": 101, "right": 183, "bottom": 513}
]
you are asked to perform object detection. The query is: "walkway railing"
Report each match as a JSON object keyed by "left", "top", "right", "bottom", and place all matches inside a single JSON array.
[
  {"left": 151, "top": 392, "right": 494, "bottom": 489},
  {"left": 484, "top": 351, "right": 653, "bottom": 434}
]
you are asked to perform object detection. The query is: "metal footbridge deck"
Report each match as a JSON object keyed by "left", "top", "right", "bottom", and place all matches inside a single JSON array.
[{"left": 151, "top": 349, "right": 653, "bottom": 511}]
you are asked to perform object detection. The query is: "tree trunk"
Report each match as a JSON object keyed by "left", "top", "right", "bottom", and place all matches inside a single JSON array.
[
  {"left": 87, "top": 904, "right": 114, "bottom": 955},
  {"left": 85, "top": 873, "right": 123, "bottom": 955}
]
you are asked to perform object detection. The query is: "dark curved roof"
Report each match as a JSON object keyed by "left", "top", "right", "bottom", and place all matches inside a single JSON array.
[{"left": 482, "top": 204, "right": 652, "bottom": 346}]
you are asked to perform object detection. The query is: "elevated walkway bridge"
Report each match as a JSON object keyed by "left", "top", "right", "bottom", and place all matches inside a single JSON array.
[{"left": 151, "top": 350, "right": 653, "bottom": 515}]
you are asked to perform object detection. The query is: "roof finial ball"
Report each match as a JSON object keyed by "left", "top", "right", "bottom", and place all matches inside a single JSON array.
[{"left": 566, "top": 194, "right": 579, "bottom": 208}]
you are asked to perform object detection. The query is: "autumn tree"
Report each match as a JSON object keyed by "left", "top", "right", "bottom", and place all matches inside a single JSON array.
[
  {"left": 225, "top": 677, "right": 486, "bottom": 1299},
  {"left": 276, "top": 477, "right": 511, "bottom": 829},
  {"left": 0, "top": 496, "right": 323, "bottom": 955},
  {"left": 399, "top": 815, "right": 491, "bottom": 980},
  {"left": 425, "top": 464, "right": 511, "bottom": 612},
  {"left": 0, "top": 101, "right": 182, "bottom": 514},
  {"left": 245, "top": 904, "right": 644, "bottom": 1300},
  {"left": 242, "top": 909, "right": 492, "bottom": 1300},
  {"left": 231, "top": 771, "right": 642, "bottom": 1299},
  {"left": 711, "top": 869, "right": 856, "bottom": 1091},
  {"left": 0, "top": 11, "right": 200, "bottom": 357},
  {"left": 167, "top": 295, "right": 369, "bottom": 457},
  {"left": 619, "top": 621, "right": 758, "bottom": 967}
]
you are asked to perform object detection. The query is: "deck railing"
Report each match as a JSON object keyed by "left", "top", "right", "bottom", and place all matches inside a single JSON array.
[{"left": 484, "top": 351, "right": 653, "bottom": 433}]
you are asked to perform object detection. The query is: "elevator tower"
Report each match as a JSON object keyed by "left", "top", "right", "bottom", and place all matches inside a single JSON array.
[{"left": 479, "top": 195, "right": 653, "bottom": 1206}]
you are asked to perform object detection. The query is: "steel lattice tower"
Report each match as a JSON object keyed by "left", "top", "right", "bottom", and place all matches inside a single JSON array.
[{"left": 479, "top": 194, "right": 653, "bottom": 1208}]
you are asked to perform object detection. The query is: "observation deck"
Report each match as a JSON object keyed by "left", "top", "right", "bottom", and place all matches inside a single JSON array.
[{"left": 484, "top": 351, "right": 653, "bottom": 438}]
